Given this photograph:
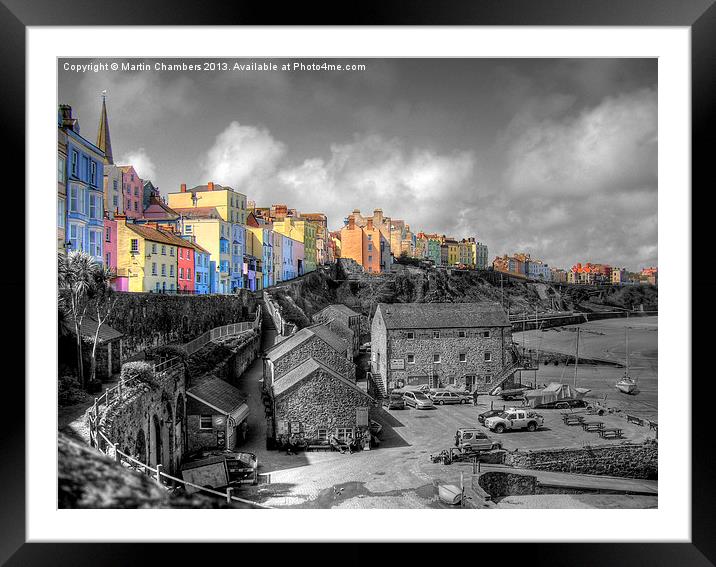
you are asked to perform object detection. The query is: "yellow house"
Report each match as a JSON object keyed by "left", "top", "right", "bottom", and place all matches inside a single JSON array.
[
  {"left": 116, "top": 218, "right": 178, "bottom": 293},
  {"left": 446, "top": 239, "right": 459, "bottom": 266},
  {"left": 167, "top": 181, "right": 247, "bottom": 225},
  {"left": 171, "top": 207, "right": 232, "bottom": 294}
]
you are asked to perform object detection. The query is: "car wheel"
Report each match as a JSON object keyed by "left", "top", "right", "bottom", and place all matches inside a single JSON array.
[
  {"left": 439, "top": 400, "right": 445, "bottom": 405},
  {"left": 556, "top": 402, "right": 568, "bottom": 410},
  {"left": 527, "top": 422, "right": 537, "bottom": 432},
  {"left": 494, "top": 424, "right": 505, "bottom": 434},
  {"left": 460, "top": 399, "right": 466, "bottom": 404}
]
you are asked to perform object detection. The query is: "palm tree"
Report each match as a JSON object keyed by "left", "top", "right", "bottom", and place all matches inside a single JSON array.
[{"left": 58, "top": 251, "right": 105, "bottom": 388}]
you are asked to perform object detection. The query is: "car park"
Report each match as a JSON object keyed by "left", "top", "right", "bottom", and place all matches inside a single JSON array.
[{"left": 402, "top": 390, "right": 435, "bottom": 409}]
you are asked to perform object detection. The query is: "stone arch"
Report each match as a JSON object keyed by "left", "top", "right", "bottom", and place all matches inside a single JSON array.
[
  {"left": 162, "top": 402, "right": 173, "bottom": 473},
  {"left": 149, "top": 414, "right": 161, "bottom": 468},
  {"left": 135, "top": 429, "right": 147, "bottom": 463}
]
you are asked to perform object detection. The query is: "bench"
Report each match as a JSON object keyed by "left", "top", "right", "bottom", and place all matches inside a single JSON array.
[
  {"left": 626, "top": 414, "right": 644, "bottom": 426},
  {"left": 599, "top": 428, "right": 623, "bottom": 439}
]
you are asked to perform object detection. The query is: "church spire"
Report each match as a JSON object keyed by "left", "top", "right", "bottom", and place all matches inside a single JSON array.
[{"left": 96, "top": 91, "right": 114, "bottom": 165}]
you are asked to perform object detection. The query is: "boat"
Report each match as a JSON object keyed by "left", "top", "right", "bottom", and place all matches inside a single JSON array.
[
  {"left": 438, "top": 484, "right": 463, "bottom": 505},
  {"left": 615, "top": 326, "right": 638, "bottom": 395}
]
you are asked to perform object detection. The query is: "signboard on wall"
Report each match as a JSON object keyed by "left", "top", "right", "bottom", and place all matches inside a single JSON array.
[
  {"left": 217, "top": 429, "right": 226, "bottom": 448},
  {"left": 390, "top": 358, "right": 405, "bottom": 370},
  {"left": 356, "top": 407, "right": 369, "bottom": 427}
]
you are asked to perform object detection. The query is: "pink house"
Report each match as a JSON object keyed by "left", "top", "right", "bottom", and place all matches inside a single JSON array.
[{"left": 119, "top": 165, "right": 143, "bottom": 218}]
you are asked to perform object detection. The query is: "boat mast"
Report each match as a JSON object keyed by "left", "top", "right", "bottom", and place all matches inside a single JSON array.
[
  {"left": 625, "top": 325, "right": 630, "bottom": 377},
  {"left": 573, "top": 327, "right": 580, "bottom": 387}
]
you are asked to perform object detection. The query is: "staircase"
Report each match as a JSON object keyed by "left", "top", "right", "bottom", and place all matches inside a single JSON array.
[
  {"left": 487, "top": 359, "right": 522, "bottom": 396},
  {"left": 367, "top": 371, "right": 386, "bottom": 400}
]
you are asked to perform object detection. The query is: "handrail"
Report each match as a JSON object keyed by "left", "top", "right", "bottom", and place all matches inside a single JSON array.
[{"left": 87, "top": 306, "right": 269, "bottom": 509}]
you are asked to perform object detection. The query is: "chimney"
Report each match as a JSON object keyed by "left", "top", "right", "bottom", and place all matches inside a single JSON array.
[
  {"left": 348, "top": 215, "right": 355, "bottom": 229},
  {"left": 180, "top": 183, "right": 186, "bottom": 193},
  {"left": 207, "top": 181, "right": 214, "bottom": 191},
  {"left": 373, "top": 209, "right": 383, "bottom": 223},
  {"left": 367, "top": 218, "right": 374, "bottom": 230},
  {"left": 59, "top": 105, "right": 75, "bottom": 130}
]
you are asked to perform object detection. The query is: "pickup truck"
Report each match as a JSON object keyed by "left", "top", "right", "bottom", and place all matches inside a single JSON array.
[{"left": 484, "top": 408, "right": 544, "bottom": 433}]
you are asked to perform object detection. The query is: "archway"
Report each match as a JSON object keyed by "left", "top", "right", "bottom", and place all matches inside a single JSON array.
[
  {"left": 134, "top": 429, "right": 146, "bottom": 463},
  {"left": 162, "top": 402, "right": 173, "bottom": 473},
  {"left": 174, "top": 393, "right": 185, "bottom": 471},
  {"left": 149, "top": 414, "right": 161, "bottom": 468}
]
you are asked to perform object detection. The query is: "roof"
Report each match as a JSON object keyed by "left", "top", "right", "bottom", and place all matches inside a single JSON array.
[
  {"left": 143, "top": 197, "right": 179, "bottom": 220},
  {"left": 188, "top": 183, "right": 243, "bottom": 195},
  {"left": 315, "top": 304, "right": 360, "bottom": 320},
  {"left": 264, "top": 324, "right": 348, "bottom": 362},
  {"left": 155, "top": 227, "right": 194, "bottom": 249},
  {"left": 62, "top": 317, "right": 123, "bottom": 342},
  {"left": 375, "top": 302, "right": 510, "bottom": 329},
  {"left": 187, "top": 379, "right": 246, "bottom": 414},
  {"left": 272, "top": 357, "right": 372, "bottom": 399},
  {"left": 172, "top": 207, "right": 223, "bottom": 220},
  {"left": 183, "top": 238, "right": 210, "bottom": 255},
  {"left": 125, "top": 223, "right": 181, "bottom": 246}
]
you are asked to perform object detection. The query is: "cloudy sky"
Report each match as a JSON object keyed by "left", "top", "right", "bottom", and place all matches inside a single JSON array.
[{"left": 58, "top": 58, "right": 657, "bottom": 271}]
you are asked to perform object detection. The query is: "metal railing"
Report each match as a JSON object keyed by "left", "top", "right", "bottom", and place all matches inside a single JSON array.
[{"left": 87, "top": 306, "right": 270, "bottom": 508}]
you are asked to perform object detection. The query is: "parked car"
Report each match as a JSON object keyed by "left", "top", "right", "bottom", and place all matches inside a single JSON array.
[
  {"left": 484, "top": 408, "right": 545, "bottom": 433},
  {"left": 454, "top": 428, "right": 502, "bottom": 452},
  {"left": 384, "top": 392, "right": 406, "bottom": 410},
  {"left": 430, "top": 391, "right": 470, "bottom": 405},
  {"left": 478, "top": 409, "right": 503, "bottom": 424},
  {"left": 403, "top": 390, "right": 435, "bottom": 409},
  {"left": 534, "top": 398, "right": 588, "bottom": 410}
]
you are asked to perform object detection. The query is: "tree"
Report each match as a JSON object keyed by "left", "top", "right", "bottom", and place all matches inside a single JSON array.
[
  {"left": 58, "top": 251, "right": 114, "bottom": 388},
  {"left": 86, "top": 264, "right": 118, "bottom": 384}
]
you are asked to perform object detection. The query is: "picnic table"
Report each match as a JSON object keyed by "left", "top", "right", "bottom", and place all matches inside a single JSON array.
[
  {"left": 581, "top": 421, "right": 604, "bottom": 432},
  {"left": 563, "top": 415, "right": 585, "bottom": 426},
  {"left": 599, "top": 427, "right": 623, "bottom": 439}
]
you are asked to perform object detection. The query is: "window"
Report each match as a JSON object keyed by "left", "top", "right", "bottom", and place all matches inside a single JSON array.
[
  {"left": 105, "top": 252, "right": 111, "bottom": 266},
  {"left": 151, "top": 263, "right": 157, "bottom": 275},
  {"left": 433, "top": 354, "right": 441, "bottom": 363},
  {"left": 161, "top": 245, "right": 166, "bottom": 255},
  {"left": 89, "top": 230, "right": 101, "bottom": 257},
  {"left": 317, "top": 429, "right": 328, "bottom": 441},
  {"left": 407, "top": 354, "right": 415, "bottom": 364},
  {"left": 57, "top": 198, "right": 65, "bottom": 228},
  {"left": 368, "top": 243, "right": 373, "bottom": 251},
  {"left": 170, "top": 247, "right": 174, "bottom": 257},
  {"left": 134, "top": 187, "right": 138, "bottom": 196},
  {"left": 68, "top": 224, "right": 79, "bottom": 250},
  {"left": 485, "top": 374, "right": 492, "bottom": 384},
  {"left": 433, "top": 331, "right": 440, "bottom": 339},
  {"left": 90, "top": 161, "right": 97, "bottom": 186},
  {"left": 127, "top": 199, "right": 131, "bottom": 210},
  {"left": 133, "top": 202, "right": 138, "bottom": 211},
  {"left": 89, "top": 195, "right": 98, "bottom": 219},
  {"left": 113, "top": 179, "right": 118, "bottom": 192},
  {"left": 459, "top": 353, "right": 467, "bottom": 363},
  {"left": 155, "top": 282, "right": 160, "bottom": 292},
  {"left": 449, "top": 376, "right": 456, "bottom": 385},
  {"left": 105, "top": 227, "right": 111, "bottom": 242},
  {"left": 170, "top": 283, "right": 175, "bottom": 291},
  {"left": 336, "top": 427, "right": 353, "bottom": 440},
  {"left": 71, "top": 151, "right": 78, "bottom": 175},
  {"left": 130, "top": 239, "right": 138, "bottom": 253},
  {"left": 58, "top": 157, "right": 65, "bottom": 182},
  {"left": 185, "top": 224, "right": 192, "bottom": 234},
  {"left": 187, "top": 268, "right": 191, "bottom": 280},
  {"left": 113, "top": 195, "right": 118, "bottom": 208},
  {"left": 484, "top": 352, "right": 492, "bottom": 362},
  {"left": 458, "top": 331, "right": 466, "bottom": 338},
  {"left": 152, "top": 243, "right": 157, "bottom": 254},
  {"left": 406, "top": 331, "right": 415, "bottom": 340},
  {"left": 69, "top": 185, "right": 79, "bottom": 212},
  {"left": 368, "top": 255, "right": 372, "bottom": 263},
  {"left": 179, "top": 267, "right": 184, "bottom": 280},
  {"left": 161, "top": 264, "right": 166, "bottom": 276},
  {"left": 367, "top": 234, "right": 372, "bottom": 241},
  {"left": 483, "top": 331, "right": 491, "bottom": 338},
  {"left": 179, "top": 248, "right": 183, "bottom": 259},
  {"left": 170, "top": 265, "right": 174, "bottom": 277}
]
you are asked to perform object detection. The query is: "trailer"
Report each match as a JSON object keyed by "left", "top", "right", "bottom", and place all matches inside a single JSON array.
[{"left": 181, "top": 451, "right": 258, "bottom": 494}]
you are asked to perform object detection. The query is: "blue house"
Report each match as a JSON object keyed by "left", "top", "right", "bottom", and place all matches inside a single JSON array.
[
  {"left": 231, "top": 223, "right": 246, "bottom": 292},
  {"left": 59, "top": 105, "right": 105, "bottom": 263}
]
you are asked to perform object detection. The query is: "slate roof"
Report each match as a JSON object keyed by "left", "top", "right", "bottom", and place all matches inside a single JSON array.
[
  {"left": 315, "top": 304, "right": 360, "bottom": 320},
  {"left": 272, "top": 357, "right": 372, "bottom": 399},
  {"left": 375, "top": 302, "right": 510, "bottom": 329},
  {"left": 125, "top": 223, "right": 181, "bottom": 246},
  {"left": 172, "top": 206, "right": 223, "bottom": 220},
  {"left": 187, "top": 379, "right": 246, "bottom": 414},
  {"left": 264, "top": 324, "right": 348, "bottom": 362},
  {"left": 63, "top": 317, "right": 123, "bottom": 342}
]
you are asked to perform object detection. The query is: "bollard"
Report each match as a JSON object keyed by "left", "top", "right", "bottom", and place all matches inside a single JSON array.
[
  {"left": 156, "top": 463, "right": 163, "bottom": 484},
  {"left": 114, "top": 443, "right": 120, "bottom": 464},
  {"left": 226, "top": 487, "right": 234, "bottom": 503}
]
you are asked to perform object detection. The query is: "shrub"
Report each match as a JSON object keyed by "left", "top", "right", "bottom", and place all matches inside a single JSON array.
[
  {"left": 145, "top": 344, "right": 187, "bottom": 362},
  {"left": 58, "top": 374, "right": 90, "bottom": 406},
  {"left": 120, "top": 361, "right": 156, "bottom": 387}
]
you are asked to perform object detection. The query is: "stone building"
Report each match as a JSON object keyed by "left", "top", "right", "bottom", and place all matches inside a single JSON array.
[
  {"left": 270, "top": 357, "right": 375, "bottom": 442},
  {"left": 312, "top": 304, "right": 361, "bottom": 358},
  {"left": 263, "top": 324, "right": 355, "bottom": 384},
  {"left": 371, "top": 302, "right": 514, "bottom": 394},
  {"left": 186, "top": 378, "right": 250, "bottom": 455}
]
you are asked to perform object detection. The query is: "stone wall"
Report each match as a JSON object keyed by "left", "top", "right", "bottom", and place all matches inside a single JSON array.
[
  {"left": 263, "top": 292, "right": 296, "bottom": 337},
  {"left": 98, "top": 363, "right": 187, "bottom": 476},
  {"left": 108, "top": 291, "right": 257, "bottom": 361},
  {"left": 273, "top": 368, "right": 374, "bottom": 440},
  {"left": 504, "top": 442, "right": 658, "bottom": 480},
  {"left": 477, "top": 471, "right": 537, "bottom": 498},
  {"left": 273, "top": 335, "right": 356, "bottom": 381},
  {"left": 384, "top": 326, "right": 511, "bottom": 392},
  {"left": 189, "top": 331, "right": 261, "bottom": 387}
]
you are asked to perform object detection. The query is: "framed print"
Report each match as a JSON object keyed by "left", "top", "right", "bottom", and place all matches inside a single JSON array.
[{"left": 2, "top": 0, "right": 711, "bottom": 564}]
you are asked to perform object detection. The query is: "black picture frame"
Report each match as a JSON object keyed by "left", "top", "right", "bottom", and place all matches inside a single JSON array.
[{"left": 3, "top": 0, "right": 708, "bottom": 564}]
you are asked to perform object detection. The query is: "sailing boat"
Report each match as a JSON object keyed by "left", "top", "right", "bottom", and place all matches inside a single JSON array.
[{"left": 615, "top": 326, "right": 638, "bottom": 395}]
